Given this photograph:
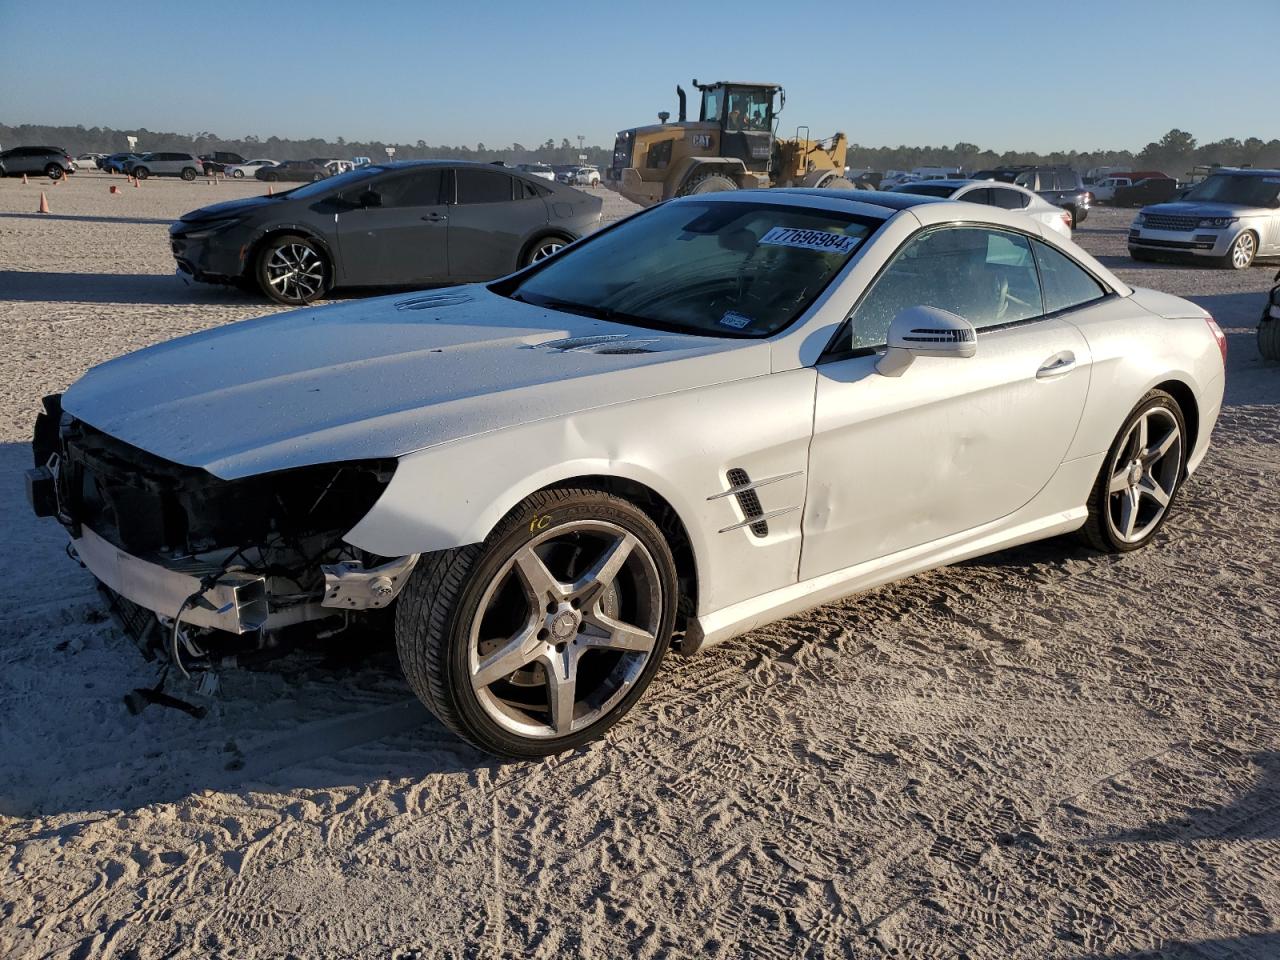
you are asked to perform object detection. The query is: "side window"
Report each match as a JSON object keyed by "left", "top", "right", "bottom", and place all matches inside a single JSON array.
[
  {"left": 519, "top": 179, "right": 546, "bottom": 199},
  {"left": 990, "top": 187, "right": 1029, "bottom": 210},
  {"left": 1033, "top": 241, "right": 1107, "bottom": 314},
  {"left": 376, "top": 169, "right": 444, "bottom": 207},
  {"left": 456, "top": 168, "right": 515, "bottom": 204},
  {"left": 962, "top": 188, "right": 994, "bottom": 206},
  {"left": 842, "top": 227, "right": 1043, "bottom": 351}
]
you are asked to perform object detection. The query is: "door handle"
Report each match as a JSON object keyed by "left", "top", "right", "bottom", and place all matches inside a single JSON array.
[
  {"left": 420, "top": 213, "right": 448, "bottom": 223},
  {"left": 1036, "top": 351, "right": 1076, "bottom": 379}
]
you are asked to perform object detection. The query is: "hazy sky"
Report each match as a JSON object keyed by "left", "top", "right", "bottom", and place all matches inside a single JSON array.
[{"left": 2, "top": 0, "right": 1276, "bottom": 152}]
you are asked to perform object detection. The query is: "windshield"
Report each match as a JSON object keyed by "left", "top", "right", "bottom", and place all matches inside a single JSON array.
[
  {"left": 286, "top": 164, "right": 387, "bottom": 200},
  {"left": 701, "top": 88, "right": 723, "bottom": 122},
  {"left": 504, "top": 200, "right": 879, "bottom": 338},
  {"left": 723, "top": 87, "right": 773, "bottom": 132},
  {"left": 1183, "top": 174, "right": 1280, "bottom": 207}
]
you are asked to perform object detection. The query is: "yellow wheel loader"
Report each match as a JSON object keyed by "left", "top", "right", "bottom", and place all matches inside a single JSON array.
[{"left": 607, "top": 80, "right": 860, "bottom": 207}]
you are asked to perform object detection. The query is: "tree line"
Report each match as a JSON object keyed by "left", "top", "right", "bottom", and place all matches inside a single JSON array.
[{"left": 3, "top": 123, "right": 1278, "bottom": 177}]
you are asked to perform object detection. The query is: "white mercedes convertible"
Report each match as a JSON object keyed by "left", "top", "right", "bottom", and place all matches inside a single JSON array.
[{"left": 28, "top": 189, "right": 1226, "bottom": 756}]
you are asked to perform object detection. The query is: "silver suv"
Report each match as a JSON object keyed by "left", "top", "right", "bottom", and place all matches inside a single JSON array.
[
  {"left": 1129, "top": 169, "right": 1280, "bottom": 269},
  {"left": 126, "top": 152, "right": 203, "bottom": 181}
]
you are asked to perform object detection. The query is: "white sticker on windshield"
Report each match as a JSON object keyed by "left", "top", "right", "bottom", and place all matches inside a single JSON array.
[
  {"left": 760, "top": 226, "right": 860, "bottom": 255},
  {"left": 719, "top": 311, "right": 753, "bottom": 329}
]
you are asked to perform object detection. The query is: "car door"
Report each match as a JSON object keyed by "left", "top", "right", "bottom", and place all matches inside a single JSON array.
[
  {"left": 334, "top": 166, "right": 449, "bottom": 286},
  {"left": 446, "top": 168, "right": 545, "bottom": 280},
  {"left": 800, "top": 224, "right": 1091, "bottom": 580}
]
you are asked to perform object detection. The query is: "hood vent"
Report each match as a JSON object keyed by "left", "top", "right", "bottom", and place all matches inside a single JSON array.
[
  {"left": 537, "top": 334, "right": 661, "bottom": 355},
  {"left": 395, "top": 292, "right": 475, "bottom": 311}
]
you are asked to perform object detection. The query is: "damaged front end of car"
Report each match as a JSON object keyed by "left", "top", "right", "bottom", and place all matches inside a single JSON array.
[{"left": 26, "top": 394, "right": 417, "bottom": 671}]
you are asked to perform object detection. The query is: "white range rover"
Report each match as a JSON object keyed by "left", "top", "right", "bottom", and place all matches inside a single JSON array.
[{"left": 28, "top": 188, "right": 1225, "bottom": 757}]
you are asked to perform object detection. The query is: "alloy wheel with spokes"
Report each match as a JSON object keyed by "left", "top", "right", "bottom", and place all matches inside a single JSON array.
[
  {"left": 469, "top": 520, "right": 662, "bottom": 739},
  {"left": 1227, "top": 232, "right": 1257, "bottom": 270},
  {"left": 395, "top": 488, "right": 678, "bottom": 757},
  {"left": 1082, "top": 390, "right": 1187, "bottom": 552},
  {"left": 526, "top": 236, "right": 569, "bottom": 266},
  {"left": 257, "top": 236, "right": 328, "bottom": 304}
]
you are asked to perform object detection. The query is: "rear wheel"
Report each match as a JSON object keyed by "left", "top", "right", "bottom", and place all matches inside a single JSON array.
[
  {"left": 232, "top": 168, "right": 245, "bottom": 178},
  {"left": 680, "top": 172, "right": 737, "bottom": 196},
  {"left": 1223, "top": 231, "right": 1257, "bottom": 270},
  {"left": 45, "top": 164, "right": 64, "bottom": 180},
  {"left": 255, "top": 234, "right": 330, "bottom": 305},
  {"left": 1080, "top": 390, "right": 1186, "bottom": 553},
  {"left": 395, "top": 487, "right": 677, "bottom": 757},
  {"left": 523, "top": 234, "right": 572, "bottom": 267},
  {"left": 181, "top": 167, "right": 197, "bottom": 181}
]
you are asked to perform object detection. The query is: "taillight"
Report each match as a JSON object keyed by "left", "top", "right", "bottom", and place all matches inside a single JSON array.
[
  {"left": 1061, "top": 212, "right": 1073, "bottom": 228},
  {"left": 1205, "top": 315, "right": 1227, "bottom": 363}
]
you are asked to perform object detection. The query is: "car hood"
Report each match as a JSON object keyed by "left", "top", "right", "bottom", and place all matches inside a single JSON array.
[
  {"left": 1142, "top": 200, "right": 1273, "bottom": 218},
  {"left": 61, "top": 286, "right": 769, "bottom": 480},
  {"left": 178, "top": 195, "right": 277, "bottom": 223}
]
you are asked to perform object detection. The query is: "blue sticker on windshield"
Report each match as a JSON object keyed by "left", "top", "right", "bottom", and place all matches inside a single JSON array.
[
  {"left": 760, "top": 226, "right": 860, "bottom": 254},
  {"left": 719, "top": 311, "right": 753, "bottom": 329}
]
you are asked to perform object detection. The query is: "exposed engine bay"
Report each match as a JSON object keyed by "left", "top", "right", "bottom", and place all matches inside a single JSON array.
[{"left": 27, "top": 394, "right": 418, "bottom": 675}]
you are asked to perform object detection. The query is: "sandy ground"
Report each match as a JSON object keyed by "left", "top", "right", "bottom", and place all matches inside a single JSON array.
[{"left": 1, "top": 171, "right": 1278, "bottom": 960}]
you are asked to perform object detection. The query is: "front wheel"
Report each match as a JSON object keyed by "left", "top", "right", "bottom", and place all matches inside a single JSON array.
[
  {"left": 232, "top": 168, "right": 245, "bottom": 178},
  {"left": 395, "top": 487, "right": 677, "bottom": 757},
  {"left": 133, "top": 167, "right": 149, "bottom": 180},
  {"left": 679, "top": 173, "right": 737, "bottom": 196},
  {"left": 255, "top": 234, "right": 330, "bottom": 304},
  {"left": 1223, "top": 231, "right": 1257, "bottom": 270},
  {"left": 1080, "top": 390, "right": 1186, "bottom": 553}
]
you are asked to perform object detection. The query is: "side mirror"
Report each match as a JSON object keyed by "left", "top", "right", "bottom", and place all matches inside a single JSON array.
[{"left": 876, "top": 305, "right": 977, "bottom": 377}]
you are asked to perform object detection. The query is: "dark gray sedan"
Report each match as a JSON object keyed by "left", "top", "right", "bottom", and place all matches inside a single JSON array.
[{"left": 170, "top": 161, "right": 604, "bottom": 304}]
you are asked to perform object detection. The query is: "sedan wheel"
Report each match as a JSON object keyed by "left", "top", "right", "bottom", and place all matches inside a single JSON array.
[
  {"left": 1081, "top": 390, "right": 1185, "bottom": 552},
  {"left": 526, "top": 237, "right": 568, "bottom": 266},
  {"left": 256, "top": 236, "right": 329, "bottom": 305},
  {"left": 1226, "top": 232, "right": 1257, "bottom": 270},
  {"left": 396, "top": 488, "right": 677, "bottom": 757}
]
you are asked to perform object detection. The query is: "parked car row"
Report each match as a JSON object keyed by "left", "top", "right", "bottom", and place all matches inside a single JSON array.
[{"left": 890, "top": 179, "right": 1074, "bottom": 238}]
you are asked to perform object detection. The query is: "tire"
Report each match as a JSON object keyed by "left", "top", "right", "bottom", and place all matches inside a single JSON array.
[
  {"left": 1080, "top": 389, "right": 1187, "bottom": 553},
  {"left": 679, "top": 172, "right": 737, "bottom": 196},
  {"left": 262, "top": 172, "right": 278, "bottom": 182},
  {"left": 522, "top": 233, "right": 572, "bottom": 267},
  {"left": 45, "top": 164, "right": 64, "bottom": 181},
  {"left": 1259, "top": 318, "right": 1280, "bottom": 362},
  {"left": 817, "top": 173, "right": 855, "bottom": 190},
  {"left": 133, "top": 167, "right": 149, "bottom": 180},
  {"left": 395, "top": 487, "right": 678, "bottom": 758},
  {"left": 181, "top": 167, "right": 197, "bottom": 181},
  {"left": 1222, "top": 231, "right": 1257, "bottom": 270},
  {"left": 232, "top": 168, "right": 245, "bottom": 178},
  {"left": 255, "top": 234, "right": 330, "bottom": 305}
]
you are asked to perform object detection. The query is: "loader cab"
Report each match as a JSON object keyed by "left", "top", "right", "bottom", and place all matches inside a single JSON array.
[{"left": 696, "top": 81, "right": 781, "bottom": 171}]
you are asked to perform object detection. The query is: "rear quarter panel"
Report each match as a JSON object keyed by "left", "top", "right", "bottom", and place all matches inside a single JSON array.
[{"left": 1062, "top": 290, "right": 1224, "bottom": 471}]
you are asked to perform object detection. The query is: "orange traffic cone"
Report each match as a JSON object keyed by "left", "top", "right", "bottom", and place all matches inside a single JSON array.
[
  {"left": 109, "top": 185, "right": 120, "bottom": 194},
  {"left": 267, "top": 184, "right": 274, "bottom": 196},
  {"left": 133, "top": 176, "right": 139, "bottom": 188},
  {"left": 37, "top": 192, "right": 50, "bottom": 214},
  {"left": 22, "top": 173, "right": 29, "bottom": 185}
]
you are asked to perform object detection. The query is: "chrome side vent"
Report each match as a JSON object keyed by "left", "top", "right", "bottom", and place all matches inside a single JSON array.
[{"left": 726, "top": 468, "right": 769, "bottom": 538}]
